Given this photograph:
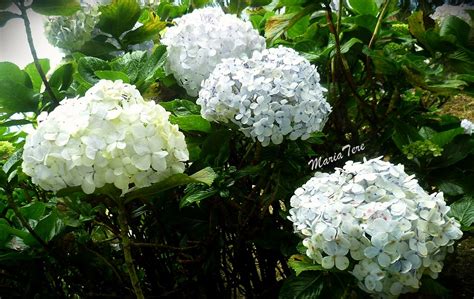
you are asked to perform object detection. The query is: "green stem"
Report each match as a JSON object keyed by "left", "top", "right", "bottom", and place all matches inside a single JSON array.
[
  {"left": 6, "top": 193, "right": 50, "bottom": 251},
  {"left": 16, "top": 0, "right": 59, "bottom": 106},
  {"left": 116, "top": 200, "right": 145, "bottom": 299},
  {"left": 368, "top": 0, "right": 391, "bottom": 49}
]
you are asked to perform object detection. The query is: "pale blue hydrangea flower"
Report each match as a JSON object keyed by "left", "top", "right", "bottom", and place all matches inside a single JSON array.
[
  {"left": 198, "top": 46, "right": 331, "bottom": 146},
  {"left": 288, "top": 157, "right": 463, "bottom": 297}
]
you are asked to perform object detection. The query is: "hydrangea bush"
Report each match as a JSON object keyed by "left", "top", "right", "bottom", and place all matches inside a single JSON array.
[
  {"left": 289, "top": 157, "right": 463, "bottom": 296},
  {"left": 198, "top": 46, "right": 331, "bottom": 146},
  {"left": 44, "top": 5, "right": 101, "bottom": 52},
  {"left": 22, "top": 80, "right": 189, "bottom": 195},
  {"left": 161, "top": 7, "right": 265, "bottom": 96}
]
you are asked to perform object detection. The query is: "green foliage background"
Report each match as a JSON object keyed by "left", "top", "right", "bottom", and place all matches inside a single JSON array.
[{"left": 0, "top": 0, "right": 473, "bottom": 298}]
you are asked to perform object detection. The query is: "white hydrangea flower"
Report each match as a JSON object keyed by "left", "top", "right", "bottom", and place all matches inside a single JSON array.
[
  {"left": 161, "top": 7, "right": 265, "bottom": 96},
  {"left": 461, "top": 119, "right": 473, "bottom": 135},
  {"left": 288, "top": 157, "right": 462, "bottom": 297},
  {"left": 198, "top": 46, "right": 331, "bottom": 146},
  {"left": 430, "top": 4, "right": 473, "bottom": 25},
  {"left": 44, "top": 5, "right": 101, "bottom": 52},
  {"left": 22, "top": 80, "right": 189, "bottom": 195}
]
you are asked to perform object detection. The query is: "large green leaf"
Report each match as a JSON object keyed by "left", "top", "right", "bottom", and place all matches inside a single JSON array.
[
  {"left": 24, "top": 210, "right": 64, "bottom": 245},
  {"left": 97, "top": 0, "right": 141, "bottom": 38},
  {"left": 0, "top": 11, "right": 19, "bottom": 27},
  {"left": 77, "top": 57, "right": 111, "bottom": 85},
  {"left": 19, "top": 202, "right": 46, "bottom": 221},
  {"left": 439, "top": 16, "right": 471, "bottom": 47},
  {"left": 288, "top": 254, "right": 324, "bottom": 276},
  {"left": 449, "top": 197, "right": 474, "bottom": 229},
  {"left": 169, "top": 115, "right": 211, "bottom": 133},
  {"left": 125, "top": 167, "right": 217, "bottom": 201},
  {"left": 179, "top": 189, "right": 218, "bottom": 208},
  {"left": 31, "top": 0, "right": 81, "bottom": 16},
  {"left": 49, "top": 63, "right": 74, "bottom": 91},
  {"left": 279, "top": 272, "right": 324, "bottom": 299},
  {"left": 0, "top": 79, "right": 36, "bottom": 113},
  {"left": 347, "top": 0, "right": 378, "bottom": 16},
  {"left": 429, "top": 127, "right": 464, "bottom": 147},
  {"left": 122, "top": 10, "right": 166, "bottom": 45},
  {"left": 24, "top": 59, "right": 50, "bottom": 92},
  {"left": 0, "top": 62, "right": 27, "bottom": 85}
]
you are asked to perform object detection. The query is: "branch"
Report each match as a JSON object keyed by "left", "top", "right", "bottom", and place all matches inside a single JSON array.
[
  {"left": 116, "top": 200, "right": 145, "bottom": 299},
  {"left": 16, "top": 0, "right": 59, "bottom": 106},
  {"left": 6, "top": 193, "right": 51, "bottom": 251}
]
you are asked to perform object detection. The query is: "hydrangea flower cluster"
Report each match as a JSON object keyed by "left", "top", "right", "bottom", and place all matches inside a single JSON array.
[
  {"left": 430, "top": 4, "right": 473, "bottom": 25},
  {"left": 461, "top": 119, "right": 473, "bottom": 135},
  {"left": 22, "top": 80, "right": 189, "bottom": 195},
  {"left": 44, "top": 5, "right": 101, "bottom": 52},
  {"left": 288, "top": 157, "right": 462, "bottom": 297},
  {"left": 198, "top": 46, "right": 331, "bottom": 146},
  {"left": 161, "top": 7, "right": 265, "bottom": 96}
]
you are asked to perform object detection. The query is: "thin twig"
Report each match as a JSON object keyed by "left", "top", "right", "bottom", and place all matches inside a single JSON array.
[
  {"left": 116, "top": 200, "right": 145, "bottom": 299},
  {"left": 15, "top": 0, "right": 59, "bottom": 106}
]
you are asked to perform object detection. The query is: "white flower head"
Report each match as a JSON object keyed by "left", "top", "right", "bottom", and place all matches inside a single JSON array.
[
  {"left": 161, "top": 7, "right": 265, "bottom": 96},
  {"left": 461, "top": 119, "right": 473, "bottom": 135},
  {"left": 430, "top": 4, "right": 473, "bottom": 25},
  {"left": 288, "top": 157, "right": 462, "bottom": 297},
  {"left": 198, "top": 46, "right": 331, "bottom": 146},
  {"left": 22, "top": 80, "right": 189, "bottom": 195},
  {"left": 44, "top": 4, "right": 101, "bottom": 52}
]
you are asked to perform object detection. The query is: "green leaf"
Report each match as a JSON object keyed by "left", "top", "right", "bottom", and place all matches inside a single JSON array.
[
  {"left": 78, "top": 57, "right": 111, "bottom": 85},
  {"left": 419, "top": 277, "right": 450, "bottom": 298},
  {"left": 438, "top": 182, "right": 464, "bottom": 196},
  {"left": 125, "top": 167, "right": 216, "bottom": 201},
  {"left": 347, "top": 0, "right": 378, "bottom": 16},
  {"left": 49, "top": 63, "right": 74, "bottom": 91},
  {"left": 110, "top": 51, "right": 147, "bottom": 84},
  {"left": 439, "top": 16, "right": 471, "bottom": 47},
  {"left": 345, "top": 15, "right": 377, "bottom": 31},
  {"left": 77, "top": 39, "right": 118, "bottom": 58},
  {"left": 169, "top": 115, "right": 211, "bottom": 133},
  {"left": 288, "top": 254, "right": 324, "bottom": 276},
  {"left": 160, "top": 99, "right": 201, "bottom": 115},
  {"left": 250, "top": 0, "right": 272, "bottom": 6},
  {"left": 30, "top": 210, "right": 64, "bottom": 243},
  {"left": 0, "top": 119, "right": 31, "bottom": 127},
  {"left": 0, "top": 11, "right": 20, "bottom": 27},
  {"left": 279, "top": 272, "right": 324, "bottom": 299},
  {"left": 179, "top": 189, "right": 218, "bottom": 208},
  {"left": 2, "top": 149, "right": 22, "bottom": 174},
  {"left": 0, "top": 62, "right": 27, "bottom": 85},
  {"left": 392, "top": 121, "right": 422, "bottom": 150},
  {"left": 199, "top": 129, "right": 231, "bottom": 166},
  {"left": 429, "top": 127, "right": 464, "bottom": 147},
  {"left": 94, "top": 70, "right": 130, "bottom": 83},
  {"left": 97, "top": 0, "right": 141, "bottom": 38},
  {"left": 449, "top": 197, "right": 474, "bottom": 229},
  {"left": 20, "top": 202, "right": 46, "bottom": 221},
  {"left": 189, "top": 167, "right": 216, "bottom": 186},
  {"left": 0, "top": 79, "right": 36, "bottom": 113},
  {"left": 31, "top": 0, "right": 81, "bottom": 16},
  {"left": 24, "top": 59, "right": 50, "bottom": 92},
  {"left": 122, "top": 10, "right": 166, "bottom": 45},
  {"left": 340, "top": 37, "right": 362, "bottom": 54}
]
